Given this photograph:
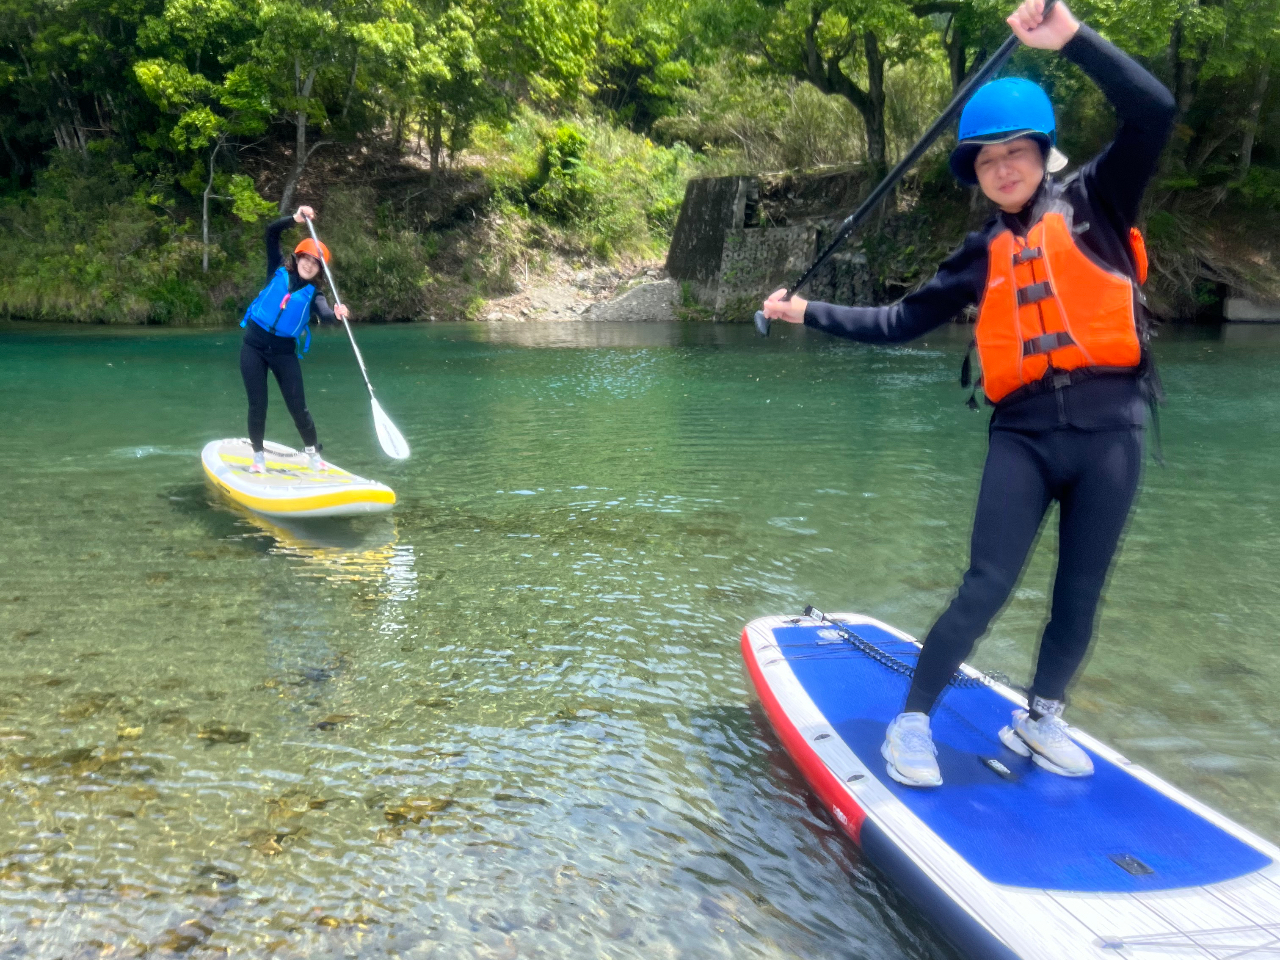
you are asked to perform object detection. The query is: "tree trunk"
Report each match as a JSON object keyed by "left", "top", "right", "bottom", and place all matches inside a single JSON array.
[
  {"left": 392, "top": 105, "right": 407, "bottom": 152},
  {"left": 203, "top": 137, "right": 224, "bottom": 274},
  {"left": 1, "top": 131, "right": 24, "bottom": 177},
  {"left": 429, "top": 105, "right": 443, "bottom": 172},
  {"left": 1188, "top": 131, "right": 1231, "bottom": 176},
  {"left": 863, "top": 32, "right": 887, "bottom": 177},
  {"left": 1166, "top": 19, "right": 1204, "bottom": 174},
  {"left": 947, "top": 25, "right": 967, "bottom": 92},
  {"left": 341, "top": 51, "right": 360, "bottom": 121},
  {"left": 799, "top": 6, "right": 888, "bottom": 179},
  {"left": 1234, "top": 58, "right": 1270, "bottom": 184},
  {"left": 279, "top": 59, "right": 318, "bottom": 213}
]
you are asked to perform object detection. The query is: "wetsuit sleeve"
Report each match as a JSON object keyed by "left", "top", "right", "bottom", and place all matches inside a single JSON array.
[
  {"left": 311, "top": 293, "right": 336, "bottom": 324},
  {"left": 265, "top": 215, "right": 295, "bottom": 279},
  {"left": 803, "top": 231, "right": 987, "bottom": 343},
  {"left": 1061, "top": 24, "right": 1176, "bottom": 227}
]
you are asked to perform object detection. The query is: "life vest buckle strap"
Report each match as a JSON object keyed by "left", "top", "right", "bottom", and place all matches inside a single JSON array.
[
  {"left": 1012, "top": 246, "right": 1043, "bottom": 266},
  {"left": 1022, "top": 331, "right": 1075, "bottom": 357},
  {"left": 1016, "top": 281, "right": 1053, "bottom": 307}
]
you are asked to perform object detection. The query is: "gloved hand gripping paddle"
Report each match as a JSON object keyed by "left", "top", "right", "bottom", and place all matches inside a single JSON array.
[
  {"left": 754, "top": 0, "right": 1057, "bottom": 336},
  {"left": 304, "top": 215, "right": 411, "bottom": 460}
]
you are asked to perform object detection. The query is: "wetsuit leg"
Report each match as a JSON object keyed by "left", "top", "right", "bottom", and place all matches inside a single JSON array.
[
  {"left": 904, "top": 429, "right": 1055, "bottom": 715},
  {"left": 265, "top": 352, "right": 319, "bottom": 450},
  {"left": 1029, "top": 428, "right": 1143, "bottom": 702},
  {"left": 240, "top": 341, "right": 271, "bottom": 453}
]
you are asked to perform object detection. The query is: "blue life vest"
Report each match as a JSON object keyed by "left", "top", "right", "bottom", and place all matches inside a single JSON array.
[{"left": 241, "top": 268, "right": 317, "bottom": 355}]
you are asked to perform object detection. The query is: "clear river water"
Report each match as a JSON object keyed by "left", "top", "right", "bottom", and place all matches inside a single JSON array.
[{"left": 1, "top": 319, "right": 1277, "bottom": 959}]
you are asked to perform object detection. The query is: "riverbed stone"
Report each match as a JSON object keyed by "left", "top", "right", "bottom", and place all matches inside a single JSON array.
[{"left": 585, "top": 279, "right": 678, "bottom": 321}]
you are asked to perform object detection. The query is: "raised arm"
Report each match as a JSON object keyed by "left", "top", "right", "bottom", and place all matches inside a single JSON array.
[
  {"left": 1061, "top": 25, "right": 1176, "bottom": 226},
  {"left": 264, "top": 215, "right": 293, "bottom": 279},
  {"left": 265, "top": 206, "right": 318, "bottom": 279}
]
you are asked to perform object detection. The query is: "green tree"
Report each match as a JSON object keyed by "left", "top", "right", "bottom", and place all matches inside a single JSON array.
[
  {"left": 698, "top": 0, "right": 938, "bottom": 178},
  {"left": 134, "top": 0, "right": 273, "bottom": 269}
]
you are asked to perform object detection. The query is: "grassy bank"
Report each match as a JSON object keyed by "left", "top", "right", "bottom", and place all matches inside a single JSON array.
[
  {"left": 0, "top": 109, "right": 702, "bottom": 325},
  {"left": 3, "top": 94, "right": 1278, "bottom": 325}
]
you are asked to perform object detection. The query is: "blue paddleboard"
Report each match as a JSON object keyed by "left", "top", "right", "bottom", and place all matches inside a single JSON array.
[{"left": 742, "top": 612, "right": 1280, "bottom": 960}]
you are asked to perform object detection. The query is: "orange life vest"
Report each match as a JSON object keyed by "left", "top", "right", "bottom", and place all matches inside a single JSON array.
[{"left": 974, "top": 212, "right": 1145, "bottom": 405}]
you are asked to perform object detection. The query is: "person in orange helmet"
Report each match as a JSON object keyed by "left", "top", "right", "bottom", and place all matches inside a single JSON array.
[{"left": 239, "top": 204, "right": 350, "bottom": 474}]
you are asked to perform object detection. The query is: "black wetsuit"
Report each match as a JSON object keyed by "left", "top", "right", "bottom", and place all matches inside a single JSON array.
[
  {"left": 802, "top": 25, "right": 1176, "bottom": 715},
  {"left": 240, "top": 216, "right": 337, "bottom": 453}
]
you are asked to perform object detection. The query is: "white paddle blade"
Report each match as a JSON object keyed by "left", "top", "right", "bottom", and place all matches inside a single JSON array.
[{"left": 371, "top": 397, "right": 410, "bottom": 460}]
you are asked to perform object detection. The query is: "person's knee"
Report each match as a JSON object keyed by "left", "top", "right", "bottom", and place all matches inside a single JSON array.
[{"left": 956, "top": 562, "right": 1018, "bottom": 617}]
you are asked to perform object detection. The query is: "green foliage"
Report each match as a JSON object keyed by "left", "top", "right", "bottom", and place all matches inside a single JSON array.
[
  {"left": 3, "top": 0, "right": 1280, "bottom": 322},
  {"left": 316, "top": 187, "right": 434, "bottom": 320},
  {"left": 1237, "top": 167, "right": 1280, "bottom": 205},
  {"left": 486, "top": 110, "right": 701, "bottom": 259},
  {"left": 653, "top": 55, "right": 949, "bottom": 173},
  {"left": 227, "top": 174, "right": 277, "bottom": 222},
  {"left": 530, "top": 123, "right": 594, "bottom": 221},
  {"left": 0, "top": 154, "right": 231, "bottom": 323}
]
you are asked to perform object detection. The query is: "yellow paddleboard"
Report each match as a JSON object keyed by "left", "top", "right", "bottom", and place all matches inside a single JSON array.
[{"left": 201, "top": 439, "right": 395, "bottom": 518}]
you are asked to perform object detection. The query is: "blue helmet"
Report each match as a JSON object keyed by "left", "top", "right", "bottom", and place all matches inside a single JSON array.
[{"left": 949, "top": 77, "right": 1065, "bottom": 185}]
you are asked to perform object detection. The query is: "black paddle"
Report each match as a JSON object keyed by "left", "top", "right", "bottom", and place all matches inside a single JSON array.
[{"left": 753, "top": 0, "right": 1057, "bottom": 336}]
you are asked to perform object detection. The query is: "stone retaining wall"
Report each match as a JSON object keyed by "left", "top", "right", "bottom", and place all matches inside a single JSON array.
[{"left": 666, "top": 174, "right": 871, "bottom": 321}]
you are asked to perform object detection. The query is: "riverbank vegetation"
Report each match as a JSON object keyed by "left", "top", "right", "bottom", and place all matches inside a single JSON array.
[{"left": 2, "top": 0, "right": 1278, "bottom": 323}]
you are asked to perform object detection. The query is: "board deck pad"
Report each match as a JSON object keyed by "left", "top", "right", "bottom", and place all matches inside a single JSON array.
[
  {"left": 771, "top": 620, "right": 1270, "bottom": 893},
  {"left": 201, "top": 439, "right": 395, "bottom": 518}
]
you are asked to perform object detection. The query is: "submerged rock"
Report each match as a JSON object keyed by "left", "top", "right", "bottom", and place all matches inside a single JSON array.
[
  {"left": 153, "top": 919, "right": 212, "bottom": 953},
  {"left": 194, "top": 864, "right": 238, "bottom": 890},
  {"left": 383, "top": 796, "right": 454, "bottom": 825},
  {"left": 59, "top": 694, "right": 117, "bottom": 722},
  {"left": 245, "top": 829, "right": 290, "bottom": 856},
  {"left": 197, "top": 726, "right": 250, "bottom": 745},
  {"left": 315, "top": 714, "right": 355, "bottom": 731}
]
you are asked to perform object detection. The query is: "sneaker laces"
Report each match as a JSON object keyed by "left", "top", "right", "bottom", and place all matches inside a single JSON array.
[
  {"left": 1032, "top": 713, "right": 1072, "bottom": 748},
  {"left": 895, "top": 723, "right": 937, "bottom": 757}
]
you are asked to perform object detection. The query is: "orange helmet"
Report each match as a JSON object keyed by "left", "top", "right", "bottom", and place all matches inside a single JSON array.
[{"left": 293, "top": 238, "right": 331, "bottom": 264}]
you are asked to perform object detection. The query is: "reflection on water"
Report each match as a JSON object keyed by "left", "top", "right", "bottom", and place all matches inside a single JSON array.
[
  {"left": 0, "top": 320, "right": 1276, "bottom": 959},
  {"left": 228, "top": 505, "right": 405, "bottom": 585},
  {"left": 484, "top": 319, "right": 685, "bottom": 349}
]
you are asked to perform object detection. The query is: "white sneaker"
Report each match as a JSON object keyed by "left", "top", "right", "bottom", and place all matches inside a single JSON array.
[
  {"left": 249, "top": 450, "right": 266, "bottom": 474},
  {"left": 999, "top": 697, "right": 1094, "bottom": 777},
  {"left": 881, "top": 712, "right": 943, "bottom": 787},
  {"left": 304, "top": 446, "right": 329, "bottom": 472}
]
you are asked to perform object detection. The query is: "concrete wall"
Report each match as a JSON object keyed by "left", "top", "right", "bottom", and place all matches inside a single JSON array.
[
  {"left": 665, "top": 177, "right": 756, "bottom": 290},
  {"left": 1224, "top": 297, "right": 1280, "bottom": 322},
  {"left": 667, "top": 174, "right": 871, "bottom": 320}
]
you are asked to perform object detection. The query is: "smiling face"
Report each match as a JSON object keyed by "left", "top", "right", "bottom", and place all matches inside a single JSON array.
[
  {"left": 974, "top": 137, "right": 1045, "bottom": 213},
  {"left": 296, "top": 254, "right": 321, "bottom": 281}
]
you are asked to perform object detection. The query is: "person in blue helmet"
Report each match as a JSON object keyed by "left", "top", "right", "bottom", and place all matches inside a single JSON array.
[{"left": 761, "top": 0, "right": 1175, "bottom": 787}]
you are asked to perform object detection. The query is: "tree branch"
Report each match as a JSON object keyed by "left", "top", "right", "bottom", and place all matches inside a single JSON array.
[{"left": 911, "top": 1, "right": 964, "bottom": 15}]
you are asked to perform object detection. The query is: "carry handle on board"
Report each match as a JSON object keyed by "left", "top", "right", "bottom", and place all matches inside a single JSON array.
[
  {"left": 753, "top": 0, "right": 1058, "bottom": 337},
  {"left": 303, "top": 215, "right": 411, "bottom": 460}
]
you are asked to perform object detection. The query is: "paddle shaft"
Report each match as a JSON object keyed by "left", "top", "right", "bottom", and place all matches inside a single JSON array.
[
  {"left": 754, "top": 0, "right": 1056, "bottom": 336},
  {"left": 303, "top": 216, "right": 377, "bottom": 399}
]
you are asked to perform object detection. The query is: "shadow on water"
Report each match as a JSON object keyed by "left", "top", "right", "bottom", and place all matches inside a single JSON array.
[
  {"left": 165, "top": 480, "right": 398, "bottom": 556},
  {"left": 691, "top": 699, "right": 964, "bottom": 960}
]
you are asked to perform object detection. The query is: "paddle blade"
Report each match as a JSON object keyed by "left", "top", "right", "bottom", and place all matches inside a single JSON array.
[
  {"left": 371, "top": 397, "right": 410, "bottom": 460},
  {"left": 754, "top": 310, "right": 771, "bottom": 337}
]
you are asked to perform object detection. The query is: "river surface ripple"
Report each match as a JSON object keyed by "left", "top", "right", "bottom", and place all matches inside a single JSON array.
[{"left": 0, "top": 320, "right": 1277, "bottom": 958}]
